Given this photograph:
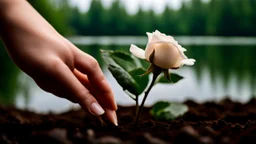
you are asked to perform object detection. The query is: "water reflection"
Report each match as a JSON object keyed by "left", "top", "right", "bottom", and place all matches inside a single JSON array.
[
  {"left": 187, "top": 45, "right": 256, "bottom": 95},
  {"left": 79, "top": 44, "right": 256, "bottom": 100},
  {"left": 1, "top": 38, "right": 256, "bottom": 113}
]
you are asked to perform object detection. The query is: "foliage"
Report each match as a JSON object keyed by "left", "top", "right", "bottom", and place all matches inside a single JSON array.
[
  {"left": 100, "top": 50, "right": 149, "bottom": 96},
  {"left": 67, "top": 0, "right": 256, "bottom": 36},
  {"left": 28, "top": 0, "right": 72, "bottom": 35},
  {"left": 0, "top": 43, "right": 20, "bottom": 104},
  {"left": 156, "top": 73, "right": 183, "bottom": 84},
  {"left": 150, "top": 101, "right": 188, "bottom": 121},
  {"left": 21, "top": 0, "right": 256, "bottom": 36}
]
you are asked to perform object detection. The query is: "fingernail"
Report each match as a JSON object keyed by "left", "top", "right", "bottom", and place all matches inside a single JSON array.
[
  {"left": 105, "top": 109, "right": 118, "bottom": 126},
  {"left": 90, "top": 102, "right": 105, "bottom": 116},
  {"left": 113, "top": 111, "right": 118, "bottom": 126}
]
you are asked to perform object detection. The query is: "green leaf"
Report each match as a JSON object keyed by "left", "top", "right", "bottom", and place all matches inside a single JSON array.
[
  {"left": 111, "top": 51, "right": 141, "bottom": 71},
  {"left": 100, "top": 49, "right": 119, "bottom": 67},
  {"left": 128, "top": 68, "right": 149, "bottom": 95},
  {"left": 101, "top": 49, "right": 148, "bottom": 96},
  {"left": 108, "top": 64, "right": 139, "bottom": 95},
  {"left": 156, "top": 73, "right": 183, "bottom": 84},
  {"left": 150, "top": 101, "right": 188, "bottom": 121}
]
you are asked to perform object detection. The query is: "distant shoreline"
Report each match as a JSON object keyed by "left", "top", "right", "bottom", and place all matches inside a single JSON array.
[{"left": 67, "top": 36, "right": 256, "bottom": 46}]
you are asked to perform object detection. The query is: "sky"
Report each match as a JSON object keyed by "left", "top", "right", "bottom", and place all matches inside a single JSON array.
[{"left": 69, "top": 0, "right": 189, "bottom": 14}]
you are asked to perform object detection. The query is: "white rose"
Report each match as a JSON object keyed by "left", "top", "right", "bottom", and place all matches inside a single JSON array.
[{"left": 130, "top": 30, "right": 195, "bottom": 69}]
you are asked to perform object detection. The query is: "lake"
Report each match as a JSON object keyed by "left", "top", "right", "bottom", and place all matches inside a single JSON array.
[{"left": 1, "top": 36, "right": 256, "bottom": 113}]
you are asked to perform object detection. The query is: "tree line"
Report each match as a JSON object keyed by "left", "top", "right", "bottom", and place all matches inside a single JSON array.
[{"left": 29, "top": 0, "right": 256, "bottom": 36}]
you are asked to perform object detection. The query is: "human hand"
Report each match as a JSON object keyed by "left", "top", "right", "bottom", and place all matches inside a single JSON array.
[{"left": 0, "top": 0, "right": 117, "bottom": 125}]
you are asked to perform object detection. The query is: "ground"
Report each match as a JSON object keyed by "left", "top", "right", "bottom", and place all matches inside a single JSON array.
[{"left": 0, "top": 98, "right": 256, "bottom": 144}]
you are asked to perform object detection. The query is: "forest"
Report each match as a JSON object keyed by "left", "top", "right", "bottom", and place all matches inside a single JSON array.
[{"left": 29, "top": 0, "right": 256, "bottom": 36}]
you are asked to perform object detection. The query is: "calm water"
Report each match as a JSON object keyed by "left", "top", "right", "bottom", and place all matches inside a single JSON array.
[{"left": 1, "top": 36, "right": 256, "bottom": 113}]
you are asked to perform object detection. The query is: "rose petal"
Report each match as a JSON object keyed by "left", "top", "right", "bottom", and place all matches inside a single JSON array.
[
  {"left": 143, "top": 30, "right": 196, "bottom": 68},
  {"left": 150, "top": 42, "right": 181, "bottom": 69},
  {"left": 180, "top": 47, "right": 187, "bottom": 52},
  {"left": 152, "top": 30, "right": 177, "bottom": 43},
  {"left": 167, "top": 35, "right": 176, "bottom": 42},
  {"left": 146, "top": 32, "right": 153, "bottom": 43},
  {"left": 154, "top": 30, "right": 162, "bottom": 35},
  {"left": 181, "top": 59, "right": 196, "bottom": 66},
  {"left": 150, "top": 31, "right": 162, "bottom": 43},
  {"left": 129, "top": 44, "right": 146, "bottom": 59},
  {"left": 154, "top": 30, "right": 169, "bottom": 42},
  {"left": 176, "top": 46, "right": 188, "bottom": 59}
]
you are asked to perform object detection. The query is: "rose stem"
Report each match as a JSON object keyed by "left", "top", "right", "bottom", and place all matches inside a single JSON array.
[
  {"left": 135, "top": 95, "right": 139, "bottom": 116},
  {"left": 135, "top": 67, "right": 161, "bottom": 125}
]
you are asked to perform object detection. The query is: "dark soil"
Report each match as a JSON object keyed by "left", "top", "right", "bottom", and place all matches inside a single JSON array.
[{"left": 1, "top": 98, "right": 256, "bottom": 144}]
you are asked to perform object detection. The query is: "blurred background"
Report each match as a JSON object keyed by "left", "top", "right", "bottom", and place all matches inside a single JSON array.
[{"left": 1, "top": 0, "right": 256, "bottom": 113}]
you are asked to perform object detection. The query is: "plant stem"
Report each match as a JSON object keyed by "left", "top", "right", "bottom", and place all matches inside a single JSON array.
[
  {"left": 135, "top": 70, "right": 161, "bottom": 125},
  {"left": 135, "top": 95, "right": 139, "bottom": 116}
]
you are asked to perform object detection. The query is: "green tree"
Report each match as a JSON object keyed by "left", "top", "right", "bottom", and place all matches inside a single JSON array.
[
  {"left": 69, "top": 7, "right": 84, "bottom": 35},
  {"left": 234, "top": 0, "right": 254, "bottom": 36},
  {"left": 28, "top": 0, "right": 72, "bottom": 35},
  {"left": 0, "top": 43, "right": 20, "bottom": 104},
  {"left": 158, "top": 6, "right": 178, "bottom": 35},
  {"left": 176, "top": 1, "right": 190, "bottom": 35},
  {"left": 187, "top": 0, "right": 207, "bottom": 35},
  {"left": 85, "top": 0, "right": 106, "bottom": 35},
  {"left": 105, "top": 0, "right": 129, "bottom": 35},
  {"left": 214, "top": 0, "right": 238, "bottom": 36}
]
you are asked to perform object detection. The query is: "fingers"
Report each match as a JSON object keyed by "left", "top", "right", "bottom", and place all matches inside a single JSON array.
[
  {"left": 73, "top": 69, "right": 90, "bottom": 88},
  {"left": 73, "top": 69, "right": 118, "bottom": 126},
  {"left": 49, "top": 59, "right": 105, "bottom": 116},
  {"left": 73, "top": 49, "right": 117, "bottom": 111}
]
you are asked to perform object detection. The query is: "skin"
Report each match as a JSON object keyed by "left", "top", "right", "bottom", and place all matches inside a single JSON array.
[{"left": 0, "top": 0, "right": 118, "bottom": 125}]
